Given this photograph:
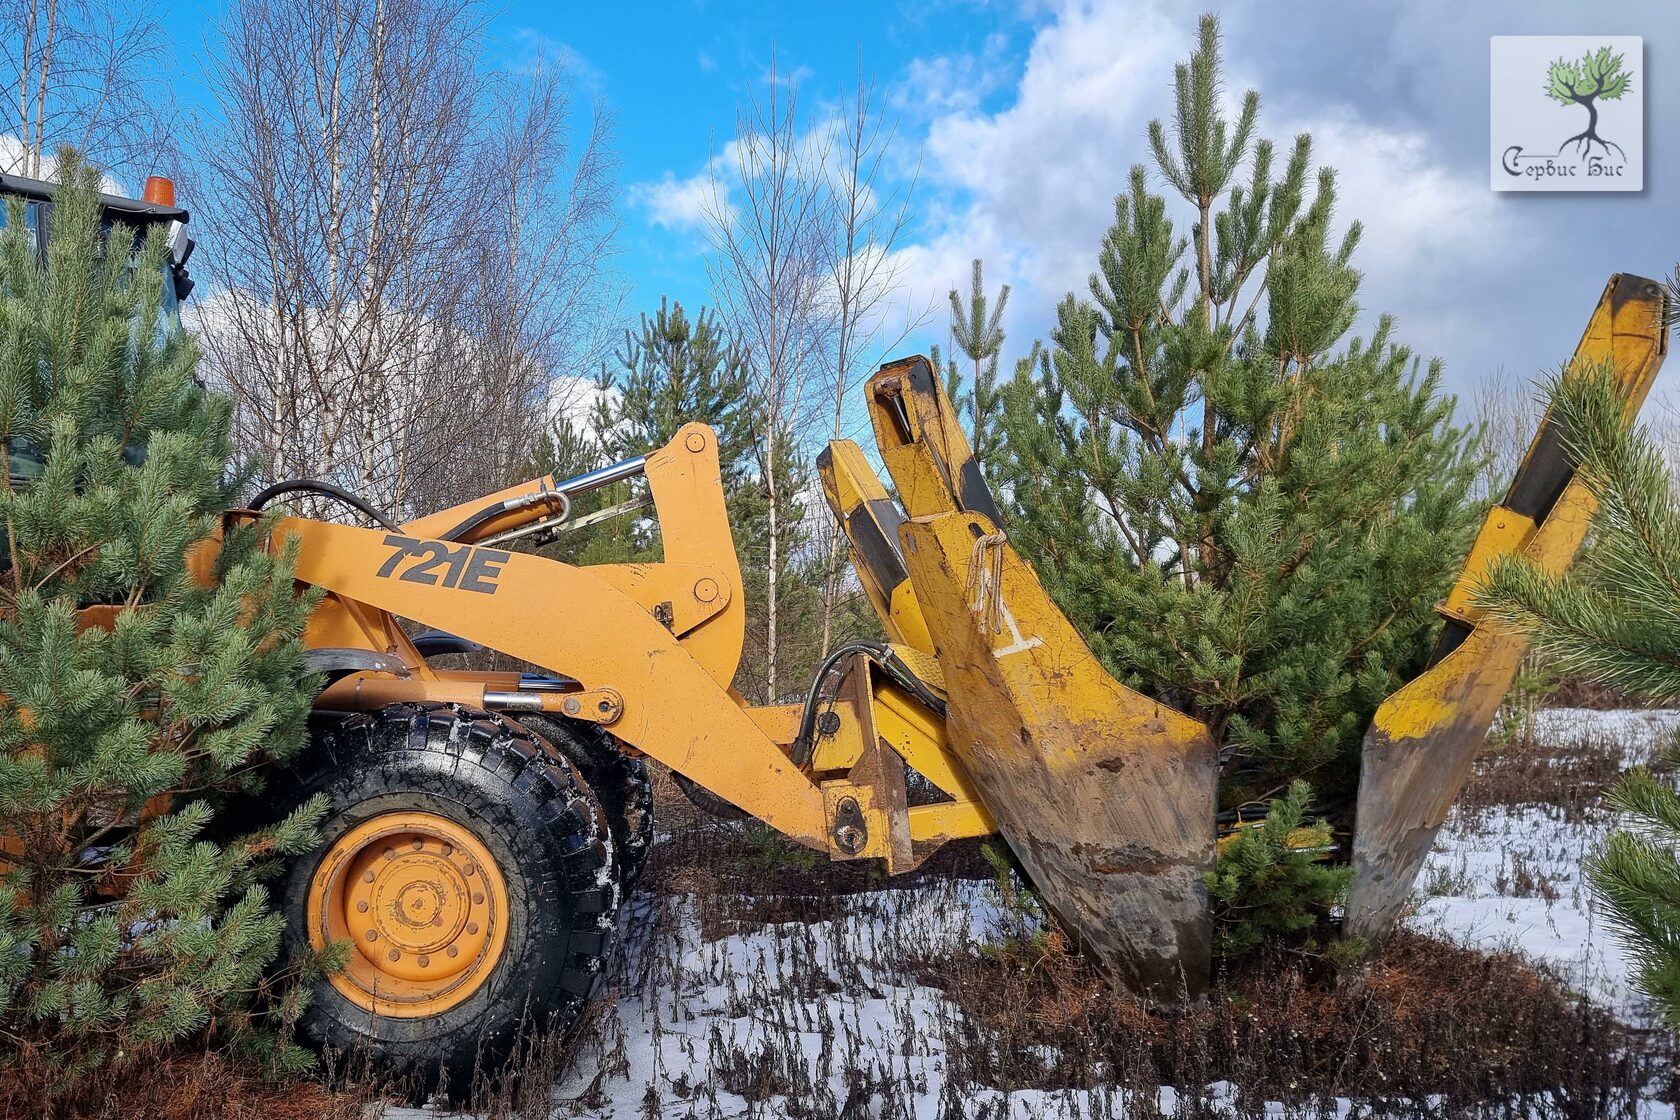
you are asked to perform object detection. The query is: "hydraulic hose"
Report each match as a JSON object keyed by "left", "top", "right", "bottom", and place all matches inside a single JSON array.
[
  {"left": 788, "top": 639, "right": 947, "bottom": 767},
  {"left": 247, "top": 479, "right": 400, "bottom": 532}
]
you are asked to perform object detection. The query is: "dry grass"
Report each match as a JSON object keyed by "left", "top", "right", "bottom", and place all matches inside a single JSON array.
[
  {"left": 0, "top": 1052, "right": 374, "bottom": 1120},
  {"left": 909, "top": 928, "right": 1672, "bottom": 1114},
  {"left": 1462, "top": 719, "right": 1675, "bottom": 823}
]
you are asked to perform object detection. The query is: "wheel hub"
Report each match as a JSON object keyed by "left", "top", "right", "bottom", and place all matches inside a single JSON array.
[{"left": 308, "top": 811, "right": 509, "bottom": 1017}]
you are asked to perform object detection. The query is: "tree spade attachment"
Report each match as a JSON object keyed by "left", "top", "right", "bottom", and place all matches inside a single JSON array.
[
  {"left": 1345, "top": 273, "right": 1668, "bottom": 940},
  {"left": 862, "top": 356, "right": 1220, "bottom": 997}
]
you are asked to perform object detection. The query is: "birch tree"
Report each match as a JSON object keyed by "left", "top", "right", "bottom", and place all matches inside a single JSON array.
[
  {"left": 705, "top": 57, "right": 834, "bottom": 703},
  {"left": 4, "top": 0, "right": 174, "bottom": 180},
  {"left": 814, "top": 66, "right": 923, "bottom": 658},
  {"left": 194, "top": 0, "right": 618, "bottom": 518}
]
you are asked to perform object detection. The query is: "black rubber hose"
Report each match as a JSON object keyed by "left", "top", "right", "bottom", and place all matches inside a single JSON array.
[
  {"left": 247, "top": 479, "right": 400, "bottom": 532},
  {"left": 435, "top": 500, "right": 514, "bottom": 544},
  {"left": 788, "top": 640, "right": 947, "bottom": 767}
]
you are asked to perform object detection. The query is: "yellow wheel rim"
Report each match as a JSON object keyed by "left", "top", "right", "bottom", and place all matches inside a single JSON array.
[{"left": 307, "top": 810, "right": 510, "bottom": 1018}]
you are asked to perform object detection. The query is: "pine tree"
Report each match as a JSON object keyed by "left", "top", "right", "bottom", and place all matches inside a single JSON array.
[
  {"left": 945, "top": 259, "right": 1009, "bottom": 459},
  {"left": 1205, "top": 781, "right": 1350, "bottom": 959},
  {"left": 1476, "top": 357, "right": 1680, "bottom": 1025},
  {"left": 991, "top": 16, "right": 1482, "bottom": 810},
  {"left": 0, "top": 157, "right": 319, "bottom": 1103},
  {"left": 529, "top": 299, "right": 756, "bottom": 567}
]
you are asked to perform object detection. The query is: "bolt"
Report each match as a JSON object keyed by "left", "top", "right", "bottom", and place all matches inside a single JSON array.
[
  {"left": 387, "top": 949, "right": 400, "bottom": 963},
  {"left": 446, "top": 945, "right": 459, "bottom": 959},
  {"left": 383, "top": 847, "right": 395, "bottom": 860},
  {"left": 366, "top": 930, "right": 378, "bottom": 942},
  {"left": 356, "top": 900, "right": 369, "bottom": 914},
  {"left": 418, "top": 955, "right": 430, "bottom": 968},
  {"left": 466, "top": 921, "right": 480, "bottom": 935},
  {"left": 465, "top": 863, "right": 477, "bottom": 877},
  {"left": 564, "top": 698, "right": 580, "bottom": 715},
  {"left": 362, "top": 870, "right": 376, "bottom": 884},
  {"left": 472, "top": 892, "right": 485, "bottom": 905},
  {"left": 412, "top": 838, "right": 424, "bottom": 851},
  {"left": 598, "top": 699, "right": 613, "bottom": 713}
]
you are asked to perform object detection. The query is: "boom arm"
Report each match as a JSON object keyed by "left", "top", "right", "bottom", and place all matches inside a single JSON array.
[{"left": 1345, "top": 273, "right": 1669, "bottom": 939}]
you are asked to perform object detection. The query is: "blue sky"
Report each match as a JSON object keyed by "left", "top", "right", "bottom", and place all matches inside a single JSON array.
[{"left": 162, "top": 0, "right": 1680, "bottom": 410}]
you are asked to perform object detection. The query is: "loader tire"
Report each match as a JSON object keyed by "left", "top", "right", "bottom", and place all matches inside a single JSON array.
[
  {"left": 245, "top": 704, "right": 618, "bottom": 1101},
  {"left": 515, "top": 713, "right": 654, "bottom": 888}
]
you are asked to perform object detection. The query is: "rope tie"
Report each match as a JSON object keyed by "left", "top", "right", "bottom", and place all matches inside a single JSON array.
[{"left": 965, "top": 531, "right": 1008, "bottom": 634}]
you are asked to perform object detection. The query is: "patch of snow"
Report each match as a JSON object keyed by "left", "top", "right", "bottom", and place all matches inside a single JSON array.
[{"left": 376, "top": 708, "right": 1678, "bottom": 1117}]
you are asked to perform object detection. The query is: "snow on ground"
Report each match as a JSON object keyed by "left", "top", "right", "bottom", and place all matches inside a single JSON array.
[
  {"left": 385, "top": 708, "right": 1679, "bottom": 1118},
  {"left": 1413, "top": 707, "right": 1680, "bottom": 1024}
]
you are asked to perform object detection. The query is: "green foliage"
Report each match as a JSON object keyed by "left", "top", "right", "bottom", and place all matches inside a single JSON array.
[
  {"left": 1588, "top": 770, "right": 1680, "bottom": 1028},
  {"left": 0, "top": 155, "right": 318, "bottom": 1100},
  {"left": 990, "top": 15, "right": 1482, "bottom": 802},
  {"left": 1473, "top": 353, "right": 1680, "bottom": 1025},
  {"left": 1205, "top": 781, "right": 1352, "bottom": 960},
  {"left": 530, "top": 297, "right": 757, "bottom": 567},
  {"left": 1478, "top": 364, "right": 1680, "bottom": 700},
  {"left": 936, "top": 259, "right": 1010, "bottom": 459},
  {"left": 1545, "top": 47, "right": 1630, "bottom": 105},
  {"left": 977, "top": 837, "right": 1057, "bottom": 960}
]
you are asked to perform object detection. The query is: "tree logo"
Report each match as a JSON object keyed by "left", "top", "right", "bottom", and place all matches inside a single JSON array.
[
  {"left": 1491, "top": 36, "right": 1642, "bottom": 193},
  {"left": 1545, "top": 47, "right": 1629, "bottom": 161}
]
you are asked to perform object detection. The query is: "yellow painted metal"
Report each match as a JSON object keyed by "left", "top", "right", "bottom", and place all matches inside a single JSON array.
[
  {"left": 898, "top": 510, "right": 1218, "bottom": 997},
  {"left": 283, "top": 513, "right": 833, "bottom": 848},
  {"left": 1346, "top": 273, "right": 1669, "bottom": 940},
  {"left": 908, "top": 800, "right": 993, "bottom": 843},
  {"left": 857, "top": 352, "right": 1218, "bottom": 996},
  {"left": 308, "top": 811, "right": 509, "bottom": 1018},
  {"left": 817, "top": 439, "right": 934, "bottom": 652},
  {"left": 867, "top": 356, "right": 1000, "bottom": 521}
]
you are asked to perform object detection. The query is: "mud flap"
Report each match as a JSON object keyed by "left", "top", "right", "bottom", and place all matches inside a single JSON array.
[
  {"left": 1345, "top": 273, "right": 1668, "bottom": 941},
  {"left": 898, "top": 511, "right": 1218, "bottom": 998}
]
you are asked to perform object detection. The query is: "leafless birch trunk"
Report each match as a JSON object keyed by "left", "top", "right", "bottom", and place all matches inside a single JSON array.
[{"left": 706, "top": 55, "right": 834, "bottom": 703}]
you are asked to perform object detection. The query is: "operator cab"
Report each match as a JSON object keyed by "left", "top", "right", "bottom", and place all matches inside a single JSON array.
[
  {"left": 0, "top": 171, "right": 196, "bottom": 327},
  {"left": 0, "top": 172, "right": 195, "bottom": 486}
]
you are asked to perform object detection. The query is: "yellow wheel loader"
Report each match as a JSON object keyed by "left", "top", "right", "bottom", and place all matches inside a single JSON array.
[
  {"left": 3, "top": 173, "right": 1670, "bottom": 1093},
  {"left": 212, "top": 271, "right": 1662, "bottom": 1092}
]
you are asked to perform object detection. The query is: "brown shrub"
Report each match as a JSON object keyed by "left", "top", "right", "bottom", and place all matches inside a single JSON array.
[{"left": 907, "top": 928, "right": 1672, "bottom": 1114}]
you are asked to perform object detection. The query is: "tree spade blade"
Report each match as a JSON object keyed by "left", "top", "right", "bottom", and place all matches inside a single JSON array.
[
  {"left": 1347, "top": 273, "right": 1668, "bottom": 941},
  {"left": 898, "top": 511, "right": 1218, "bottom": 999}
]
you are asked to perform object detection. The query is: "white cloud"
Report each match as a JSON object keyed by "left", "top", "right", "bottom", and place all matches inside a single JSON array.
[
  {"left": 0, "top": 134, "right": 130, "bottom": 196},
  {"left": 890, "top": 0, "right": 1513, "bottom": 377},
  {"left": 627, "top": 170, "right": 715, "bottom": 233}
]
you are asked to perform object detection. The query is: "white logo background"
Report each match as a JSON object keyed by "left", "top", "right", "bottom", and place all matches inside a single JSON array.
[{"left": 1491, "top": 35, "right": 1643, "bottom": 192}]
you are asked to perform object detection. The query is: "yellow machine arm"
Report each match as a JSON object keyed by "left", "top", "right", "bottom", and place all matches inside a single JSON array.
[
  {"left": 1345, "top": 273, "right": 1668, "bottom": 939},
  {"left": 821, "top": 357, "right": 1219, "bottom": 998},
  {"left": 272, "top": 273, "right": 1664, "bottom": 1004}
]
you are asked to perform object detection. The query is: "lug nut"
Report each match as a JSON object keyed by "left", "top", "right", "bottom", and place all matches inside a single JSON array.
[
  {"left": 387, "top": 949, "right": 400, "bottom": 963},
  {"left": 472, "top": 892, "right": 484, "bottom": 905},
  {"left": 418, "top": 955, "right": 430, "bottom": 967},
  {"left": 412, "top": 838, "right": 424, "bottom": 851},
  {"left": 446, "top": 945, "right": 459, "bottom": 959},
  {"left": 362, "top": 870, "right": 375, "bottom": 883},
  {"left": 383, "top": 847, "right": 395, "bottom": 860},
  {"left": 465, "top": 863, "right": 477, "bottom": 877},
  {"left": 466, "top": 921, "right": 479, "bottom": 935},
  {"left": 441, "top": 843, "right": 453, "bottom": 856},
  {"left": 366, "top": 930, "right": 378, "bottom": 942},
  {"left": 356, "top": 900, "right": 369, "bottom": 913}
]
